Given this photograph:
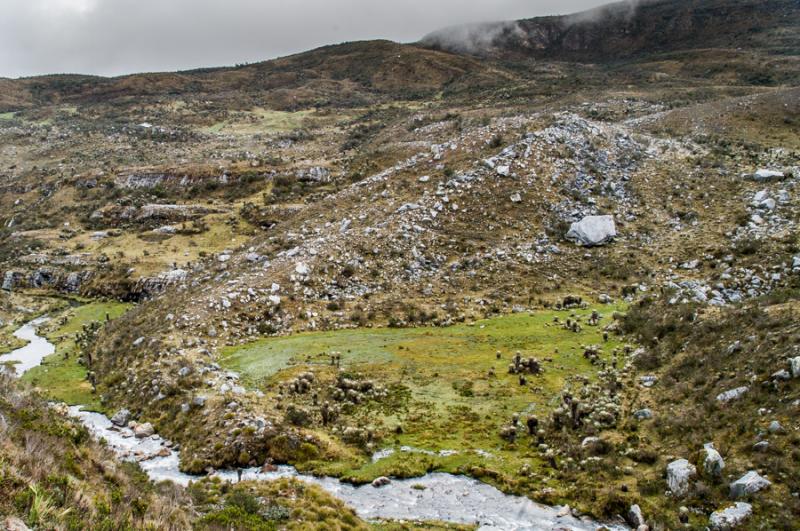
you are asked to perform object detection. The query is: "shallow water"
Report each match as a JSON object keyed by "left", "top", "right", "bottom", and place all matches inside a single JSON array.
[
  {"left": 13, "top": 318, "right": 627, "bottom": 530},
  {"left": 0, "top": 317, "right": 54, "bottom": 375}
]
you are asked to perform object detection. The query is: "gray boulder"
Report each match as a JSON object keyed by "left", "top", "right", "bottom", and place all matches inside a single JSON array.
[
  {"left": 716, "top": 386, "right": 748, "bottom": 403},
  {"left": 752, "top": 441, "right": 770, "bottom": 452},
  {"left": 633, "top": 408, "right": 653, "bottom": 420},
  {"left": 2, "top": 271, "right": 16, "bottom": 291},
  {"left": 709, "top": 502, "right": 752, "bottom": 529},
  {"left": 110, "top": 409, "right": 131, "bottom": 427},
  {"left": 790, "top": 356, "right": 800, "bottom": 378},
  {"left": 703, "top": 443, "right": 725, "bottom": 478},
  {"left": 666, "top": 459, "right": 696, "bottom": 497},
  {"left": 566, "top": 215, "right": 617, "bottom": 246},
  {"left": 133, "top": 422, "right": 154, "bottom": 439},
  {"left": 750, "top": 169, "right": 784, "bottom": 181},
  {"left": 730, "top": 471, "right": 771, "bottom": 498},
  {"left": 627, "top": 504, "right": 646, "bottom": 527}
]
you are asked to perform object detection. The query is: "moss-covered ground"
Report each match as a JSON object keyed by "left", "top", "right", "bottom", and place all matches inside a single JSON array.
[
  {"left": 23, "top": 300, "right": 132, "bottom": 410},
  {"left": 221, "top": 303, "right": 627, "bottom": 492}
]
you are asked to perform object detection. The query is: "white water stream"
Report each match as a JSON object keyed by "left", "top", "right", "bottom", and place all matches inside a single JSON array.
[{"left": 5, "top": 318, "right": 627, "bottom": 530}]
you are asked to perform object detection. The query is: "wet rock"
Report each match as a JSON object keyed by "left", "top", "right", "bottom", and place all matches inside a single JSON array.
[
  {"left": 716, "top": 386, "right": 748, "bottom": 403},
  {"left": 110, "top": 409, "right": 131, "bottom": 427},
  {"left": 730, "top": 471, "right": 771, "bottom": 498},
  {"left": 566, "top": 215, "right": 617, "bottom": 246},
  {"left": 666, "top": 458, "right": 696, "bottom": 497},
  {"left": 709, "top": 502, "right": 752, "bottom": 529},
  {"left": 372, "top": 476, "right": 391, "bottom": 488},
  {"left": 134, "top": 422, "right": 154, "bottom": 439},
  {"left": 703, "top": 443, "right": 725, "bottom": 478}
]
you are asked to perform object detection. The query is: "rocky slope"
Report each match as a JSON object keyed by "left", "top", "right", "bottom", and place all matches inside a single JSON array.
[
  {"left": 422, "top": 0, "right": 800, "bottom": 61},
  {"left": 0, "top": 0, "right": 799, "bottom": 528}
]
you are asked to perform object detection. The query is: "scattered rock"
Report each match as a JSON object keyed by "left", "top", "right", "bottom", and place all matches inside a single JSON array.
[
  {"left": 752, "top": 441, "right": 770, "bottom": 452},
  {"left": 134, "top": 422, "right": 154, "bottom": 439},
  {"left": 703, "top": 443, "right": 725, "bottom": 478},
  {"left": 790, "top": 356, "right": 800, "bottom": 378},
  {"left": 110, "top": 409, "right": 131, "bottom": 427},
  {"left": 371, "top": 476, "right": 391, "bottom": 488},
  {"left": 627, "top": 504, "right": 646, "bottom": 527},
  {"left": 772, "top": 369, "right": 790, "bottom": 381},
  {"left": 666, "top": 459, "right": 696, "bottom": 497},
  {"left": 767, "top": 420, "right": 784, "bottom": 434},
  {"left": 639, "top": 375, "right": 657, "bottom": 388},
  {"left": 749, "top": 169, "right": 784, "bottom": 181},
  {"left": 730, "top": 471, "right": 771, "bottom": 498},
  {"left": 716, "top": 386, "right": 748, "bottom": 403},
  {"left": 709, "top": 502, "right": 752, "bottom": 530}
]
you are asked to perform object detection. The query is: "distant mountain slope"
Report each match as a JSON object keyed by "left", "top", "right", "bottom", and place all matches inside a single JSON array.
[
  {"left": 421, "top": 0, "right": 800, "bottom": 61},
  {"left": 0, "top": 41, "right": 514, "bottom": 111}
]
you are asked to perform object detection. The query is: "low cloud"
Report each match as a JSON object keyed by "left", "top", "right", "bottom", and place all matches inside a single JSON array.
[
  {"left": 0, "top": 0, "right": 612, "bottom": 78},
  {"left": 421, "top": 21, "right": 525, "bottom": 56}
]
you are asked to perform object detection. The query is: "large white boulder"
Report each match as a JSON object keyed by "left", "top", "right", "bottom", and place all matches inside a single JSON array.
[{"left": 566, "top": 215, "right": 617, "bottom": 246}]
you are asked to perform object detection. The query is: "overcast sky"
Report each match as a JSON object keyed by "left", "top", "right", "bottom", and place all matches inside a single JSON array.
[{"left": 0, "top": 0, "right": 610, "bottom": 78}]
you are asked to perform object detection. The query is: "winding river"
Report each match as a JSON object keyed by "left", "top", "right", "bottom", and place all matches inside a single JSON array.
[{"left": 4, "top": 318, "right": 627, "bottom": 530}]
